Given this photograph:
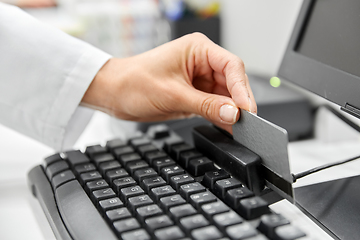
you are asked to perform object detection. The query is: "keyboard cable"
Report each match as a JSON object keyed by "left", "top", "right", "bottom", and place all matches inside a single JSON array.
[{"left": 292, "top": 153, "right": 360, "bottom": 183}]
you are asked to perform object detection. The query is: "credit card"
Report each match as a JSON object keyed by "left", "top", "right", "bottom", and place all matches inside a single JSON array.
[{"left": 232, "top": 109, "right": 294, "bottom": 201}]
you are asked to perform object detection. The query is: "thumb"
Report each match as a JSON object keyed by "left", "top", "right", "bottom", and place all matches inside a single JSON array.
[{"left": 178, "top": 87, "right": 240, "bottom": 125}]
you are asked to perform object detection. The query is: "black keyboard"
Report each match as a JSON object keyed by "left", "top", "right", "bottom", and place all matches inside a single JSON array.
[{"left": 28, "top": 124, "right": 307, "bottom": 240}]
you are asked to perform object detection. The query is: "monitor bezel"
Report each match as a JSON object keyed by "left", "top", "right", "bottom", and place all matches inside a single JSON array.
[{"left": 278, "top": 0, "right": 360, "bottom": 118}]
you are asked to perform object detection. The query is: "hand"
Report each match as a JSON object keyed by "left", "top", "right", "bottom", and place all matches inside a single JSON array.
[
  {"left": 82, "top": 33, "right": 257, "bottom": 133},
  {"left": 15, "top": 0, "right": 56, "bottom": 8}
]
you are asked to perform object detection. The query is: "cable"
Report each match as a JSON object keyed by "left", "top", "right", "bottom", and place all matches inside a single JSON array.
[{"left": 292, "top": 154, "right": 360, "bottom": 183}]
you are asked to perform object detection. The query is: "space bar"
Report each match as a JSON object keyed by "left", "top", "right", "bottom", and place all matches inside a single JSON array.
[{"left": 55, "top": 180, "right": 118, "bottom": 240}]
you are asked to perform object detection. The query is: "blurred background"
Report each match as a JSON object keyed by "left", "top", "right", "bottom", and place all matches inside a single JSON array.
[
  {"left": 0, "top": 1, "right": 308, "bottom": 239},
  {"left": 18, "top": 0, "right": 303, "bottom": 76}
]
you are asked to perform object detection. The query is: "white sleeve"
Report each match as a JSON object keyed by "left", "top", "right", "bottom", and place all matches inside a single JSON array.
[{"left": 0, "top": 3, "right": 112, "bottom": 151}]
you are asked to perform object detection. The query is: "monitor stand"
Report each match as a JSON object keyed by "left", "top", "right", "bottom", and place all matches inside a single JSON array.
[
  {"left": 295, "top": 175, "right": 360, "bottom": 240},
  {"left": 294, "top": 105, "right": 360, "bottom": 240}
]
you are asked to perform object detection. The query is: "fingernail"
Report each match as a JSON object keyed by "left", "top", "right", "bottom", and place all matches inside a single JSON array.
[
  {"left": 220, "top": 105, "right": 238, "bottom": 124},
  {"left": 248, "top": 97, "right": 252, "bottom": 113},
  {"left": 248, "top": 97, "right": 257, "bottom": 115}
]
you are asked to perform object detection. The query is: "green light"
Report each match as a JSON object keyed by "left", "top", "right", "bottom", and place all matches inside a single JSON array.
[{"left": 270, "top": 77, "right": 281, "bottom": 88}]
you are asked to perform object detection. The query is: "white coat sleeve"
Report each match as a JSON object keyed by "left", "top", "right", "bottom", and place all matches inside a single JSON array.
[{"left": 0, "top": 3, "right": 112, "bottom": 151}]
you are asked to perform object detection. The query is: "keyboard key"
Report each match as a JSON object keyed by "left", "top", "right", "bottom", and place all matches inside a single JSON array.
[
  {"left": 126, "top": 160, "right": 149, "bottom": 175},
  {"left": 121, "top": 229, "right": 151, "bottom": 240},
  {"left": 119, "top": 153, "right": 142, "bottom": 166},
  {"left": 85, "top": 145, "right": 107, "bottom": 158},
  {"left": 99, "top": 197, "right": 124, "bottom": 212},
  {"left": 152, "top": 158, "right": 176, "bottom": 172},
  {"left": 188, "top": 157, "right": 216, "bottom": 177},
  {"left": 237, "top": 196, "right": 270, "bottom": 220},
  {"left": 213, "top": 178, "right": 242, "bottom": 199},
  {"left": 134, "top": 168, "right": 158, "bottom": 182},
  {"left": 202, "top": 169, "right": 230, "bottom": 189},
  {"left": 51, "top": 170, "right": 75, "bottom": 189},
  {"left": 46, "top": 161, "right": 69, "bottom": 180},
  {"left": 106, "top": 138, "right": 126, "bottom": 152},
  {"left": 91, "top": 188, "right": 116, "bottom": 202},
  {"left": 136, "top": 204, "right": 163, "bottom": 222},
  {"left": 43, "top": 153, "right": 62, "bottom": 168},
  {"left": 128, "top": 195, "right": 153, "bottom": 213},
  {"left": 170, "top": 174, "right": 195, "bottom": 191},
  {"left": 163, "top": 137, "right": 183, "bottom": 154},
  {"left": 273, "top": 225, "right": 306, "bottom": 240},
  {"left": 180, "top": 214, "right": 209, "bottom": 233},
  {"left": 113, "top": 146, "right": 135, "bottom": 159},
  {"left": 161, "top": 165, "right": 185, "bottom": 182},
  {"left": 145, "top": 215, "right": 173, "bottom": 232},
  {"left": 179, "top": 150, "right": 202, "bottom": 168},
  {"left": 159, "top": 194, "right": 186, "bottom": 211},
  {"left": 189, "top": 190, "right": 217, "bottom": 209},
  {"left": 226, "top": 223, "right": 258, "bottom": 240},
  {"left": 201, "top": 202, "right": 230, "bottom": 219},
  {"left": 113, "top": 177, "right": 137, "bottom": 192},
  {"left": 120, "top": 185, "right": 145, "bottom": 202},
  {"left": 191, "top": 226, "right": 223, "bottom": 240},
  {"left": 169, "top": 204, "right": 197, "bottom": 221},
  {"left": 154, "top": 226, "right": 185, "bottom": 240},
  {"left": 113, "top": 218, "right": 140, "bottom": 234},
  {"left": 213, "top": 211, "right": 243, "bottom": 231},
  {"left": 150, "top": 185, "right": 176, "bottom": 202},
  {"left": 130, "top": 137, "right": 151, "bottom": 147},
  {"left": 141, "top": 176, "right": 167, "bottom": 193},
  {"left": 79, "top": 171, "right": 102, "bottom": 185},
  {"left": 92, "top": 153, "right": 115, "bottom": 167},
  {"left": 258, "top": 214, "right": 290, "bottom": 239},
  {"left": 137, "top": 144, "right": 158, "bottom": 157},
  {"left": 144, "top": 151, "right": 168, "bottom": 164},
  {"left": 99, "top": 160, "right": 121, "bottom": 175},
  {"left": 180, "top": 182, "right": 206, "bottom": 200},
  {"left": 106, "top": 207, "right": 132, "bottom": 222},
  {"left": 65, "top": 150, "right": 90, "bottom": 167},
  {"left": 170, "top": 143, "right": 194, "bottom": 160},
  {"left": 146, "top": 124, "right": 170, "bottom": 139},
  {"left": 106, "top": 168, "right": 128, "bottom": 183},
  {"left": 86, "top": 179, "right": 109, "bottom": 193},
  {"left": 225, "top": 186, "right": 254, "bottom": 209},
  {"left": 74, "top": 163, "right": 96, "bottom": 175}
]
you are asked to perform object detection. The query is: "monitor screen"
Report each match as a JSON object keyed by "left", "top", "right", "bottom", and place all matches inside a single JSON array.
[
  {"left": 278, "top": 0, "right": 360, "bottom": 118},
  {"left": 296, "top": 0, "right": 360, "bottom": 78}
]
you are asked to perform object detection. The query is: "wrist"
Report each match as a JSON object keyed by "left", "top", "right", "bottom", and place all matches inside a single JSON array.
[{"left": 81, "top": 58, "right": 121, "bottom": 115}]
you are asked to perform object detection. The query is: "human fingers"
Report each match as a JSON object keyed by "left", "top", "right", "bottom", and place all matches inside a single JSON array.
[
  {"left": 245, "top": 74, "right": 257, "bottom": 114},
  {"left": 197, "top": 38, "right": 253, "bottom": 112},
  {"left": 175, "top": 84, "right": 240, "bottom": 125}
]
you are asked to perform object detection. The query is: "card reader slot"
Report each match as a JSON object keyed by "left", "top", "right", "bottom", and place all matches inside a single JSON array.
[{"left": 192, "top": 125, "right": 264, "bottom": 194}]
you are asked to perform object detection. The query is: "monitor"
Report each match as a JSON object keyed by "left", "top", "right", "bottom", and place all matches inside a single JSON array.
[
  {"left": 279, "top": 0, "right": 360, "bottom": 119},
  {"left": 278, "top": 1, "right": 360, "bottom": 238}
]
